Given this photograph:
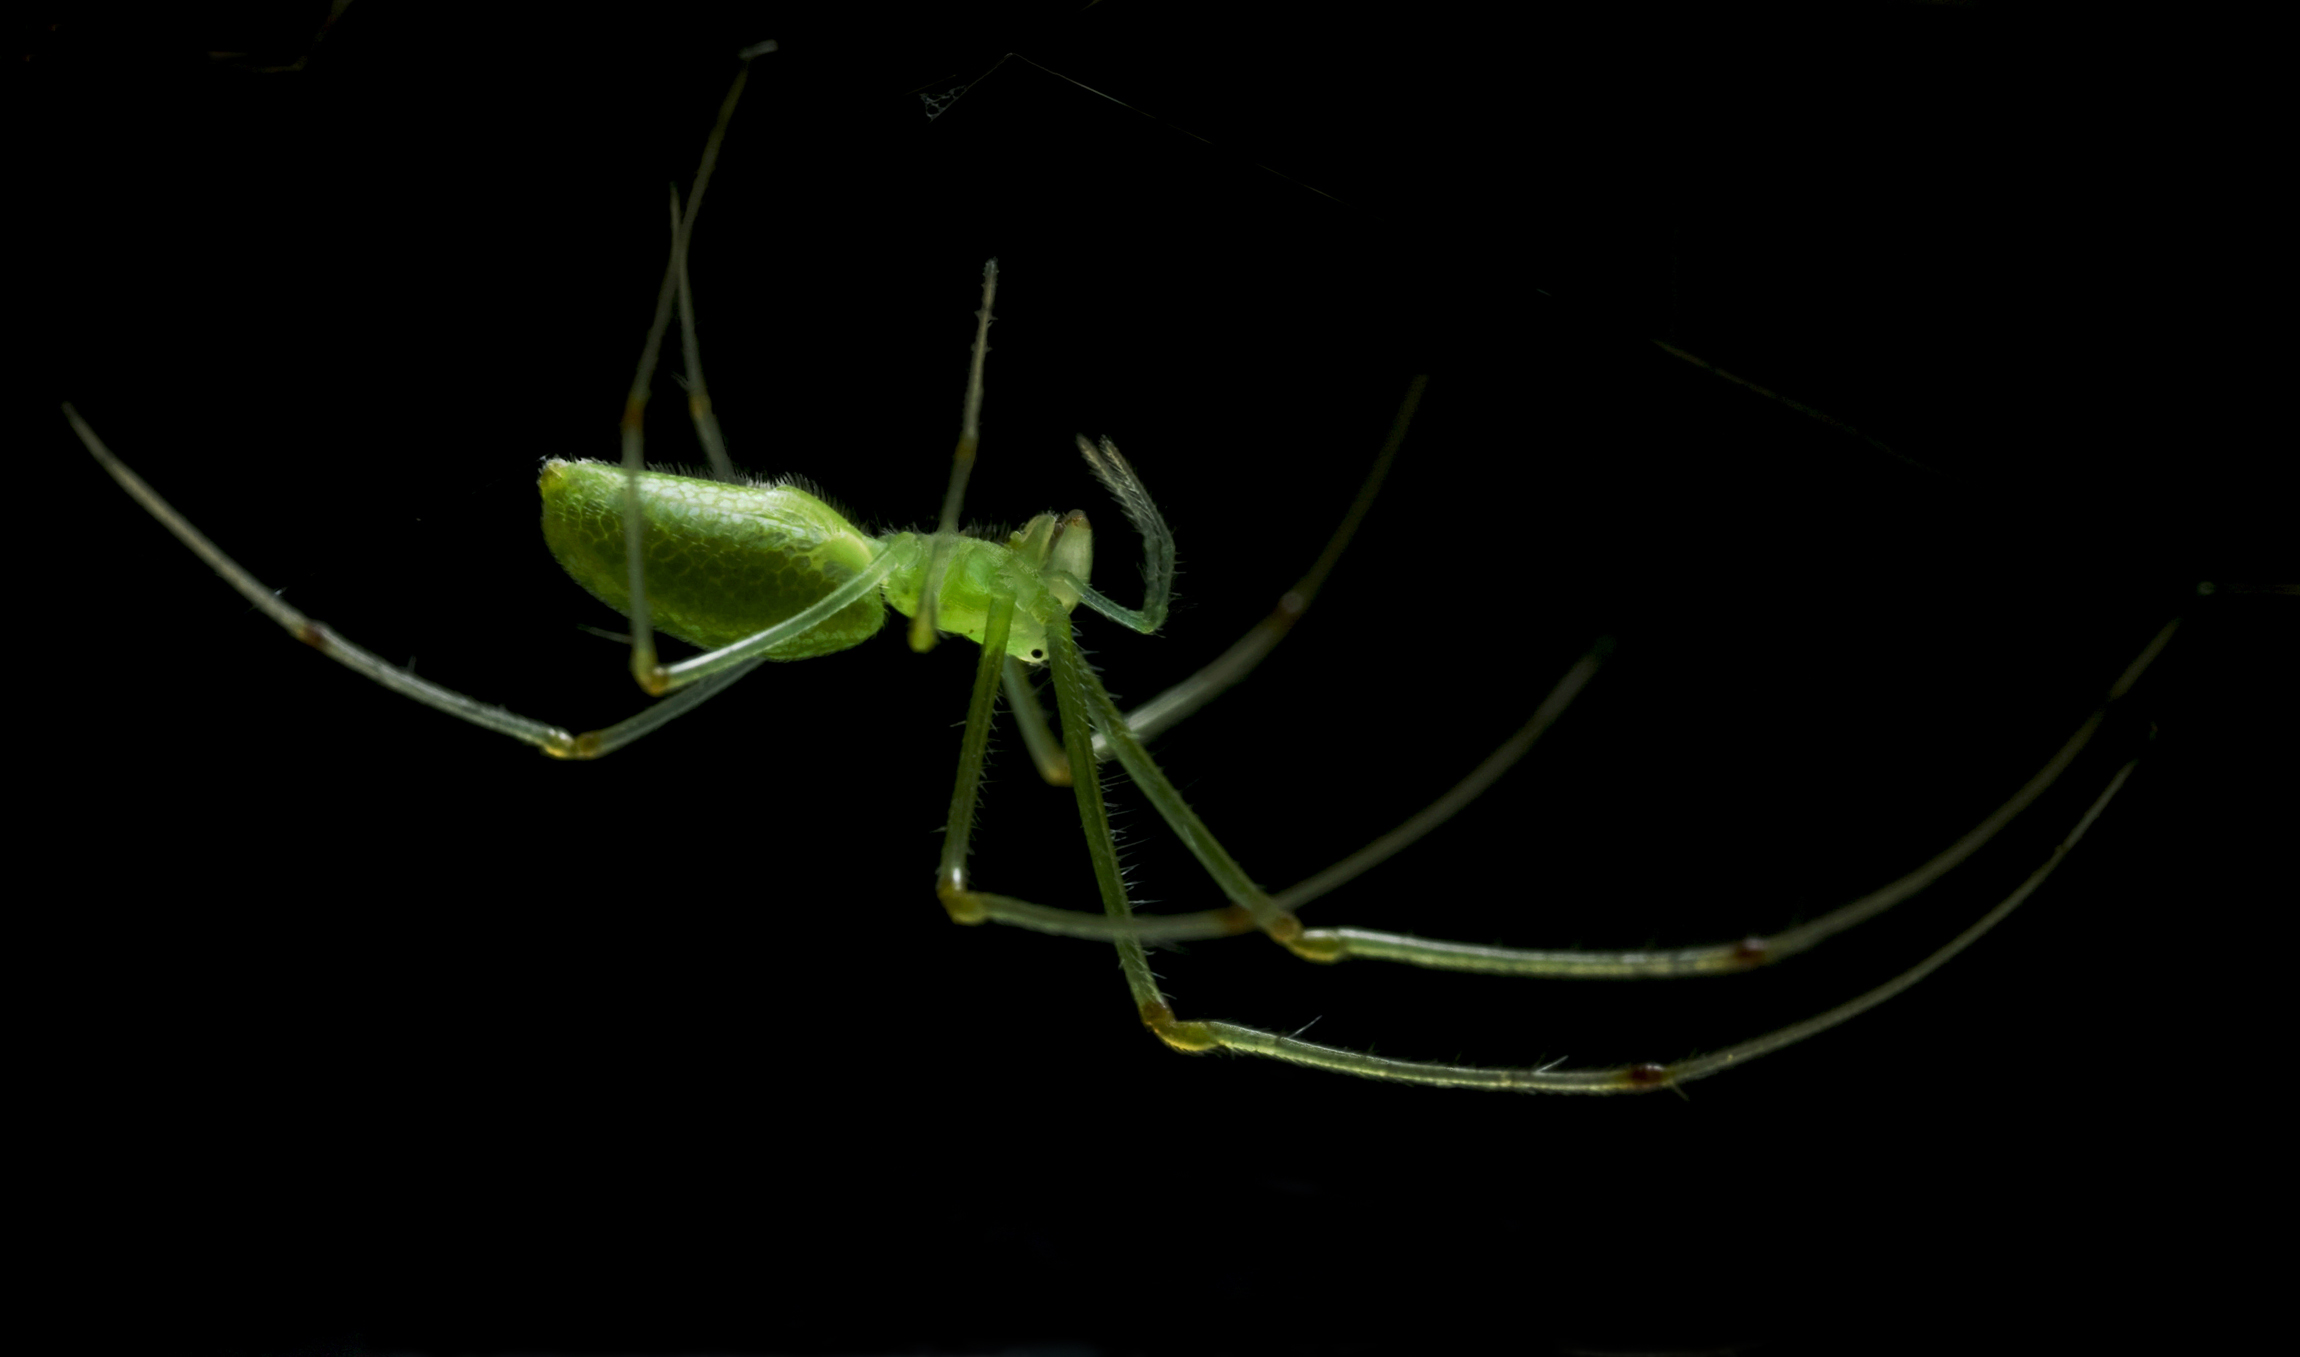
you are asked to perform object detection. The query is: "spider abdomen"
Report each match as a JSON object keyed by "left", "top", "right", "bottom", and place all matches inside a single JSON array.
[{"left": 539, "top": 459, "right": 886, "bottom": 657}]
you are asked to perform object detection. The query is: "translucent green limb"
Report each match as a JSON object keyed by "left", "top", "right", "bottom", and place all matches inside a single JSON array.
[
  {"left": 64, "top": 403, "right": 762, "bottom": 758},
  {"left": 1062, "top": 436, "right": 1174, "bottom": 635},
  {"left": 945, "top": 890, "right": 1256, "bottom": 941},
  {"left": 933, "top": 639, "right": 1607, "bottom": 946},
  {"left": 1000, "top": 599, "right": 2162, "bottom": 1090},
  {"left": 938, "top": 611, "right": 2179, "bottom": 988},
  {"left": 617, "top": 44, "right": 773, "bottom": 694},
  {"left": 1086, "top": 376, "right": 1426, "bottom": 762},
  {"left": 966, "top": 632, "right": 1612, "bottom": 947},
  {"left": 908, "top": 260, "right": 999, "bottom": 654},
  {"left": 1269, "top": 637, "right": 1610, "bottom": 915},
  {"left": 1001, "top": 378, "right": 1424, "bottom": 790},
  {"left": 616, "top": 183, "right": 680, "bottom": 689},
  {"left": 1632, "top": 759, "right": 2141, "bottom": 1085},
  {"left": 1042, "top": 615, "right": 1175, "bottom": 1024},
  {"left": 1076, "top": 637, "right": 1295, "bottom": 937},
  {"left": 1159, "top": 743, "right": 2145, "bottom": 1093},
  {"left": 1282, "top": 613, "right": 2181, "bottom": 975},
  {"left": 935, "top": 592, "right": 1016, "bottom": 904},
  {"left": 1000, "top": 657, "right": 1072, "bottom": 786},
  {"left": 948, "top": 575, "right": 1573, "bottom": 946},
  {"left": 994, "top": 379, "right": 1427, "bottom": 788},
  {"left": 649, "top": 538, "right": 922, "bottom": 693},
  {"left": 552, "top": 660, "right": 765, "bottom": 760},
  {"left": 935, "top": 613, "right": 1258, "bottom": 939},
  {"left": 672, "top": 44, "right": 775, "bottom": 484}
]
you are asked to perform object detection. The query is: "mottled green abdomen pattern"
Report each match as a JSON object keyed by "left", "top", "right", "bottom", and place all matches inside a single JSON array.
[{"left": 539, "top": 460, "right": 886, "bottom": 658}]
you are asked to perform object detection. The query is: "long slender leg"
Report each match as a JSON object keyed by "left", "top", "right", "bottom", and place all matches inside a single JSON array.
[
  {"left": 933, "top": 324, "right": 2183, "bottom": 946},
  {"left": 671, "top": 49, "right": 771, "bottom": 483},
  {"left": 1267, "top": 638, "right": 1611, "bottom": 914},
  {"left": 62, "top": 43, "right": 851, "bottom": 758},
  {"left": 948, "top": 638, "right": 1610, "bottom": 942},
  {"left": 62, "top": 403, "right": 762, "bottom": 758},
  {"left": 940, "top": 603, "right": 2168, "bottom": 1089},
  {"left": 945, "top": 597, "right": 1299, "bottom": 942},
  {"left": 907, "top": 261, "right": 999, "bottom": 653},
  {"left": 1277, "top": 613, "right": 2181, "bottom": 973},
  {"left": 1005, "top": 375, "right": 1428, "bottom": 789},
  {"left": 618, "top": 43, "right": 774, "bottom": 695},
  {"left": 616, "top": 186, "right": 682, "bottom": 691},
  {"left": 1088, "top": 374, "right": 1426, "bottom": 759},
  {"left": 1087, "top": 588, "right": 2160, "bottom": 1089},
  {"left": 995, "top": 375, "right": 1426, "bottom": 792},
  {"left": 1160, "top": 753, "right": 2143, "bottom": 1092},
  {"left": 593, "top": 44, "right": 939, "bottom": 698},
  {"left": 1041, "top": 616, "right": 1184, "bottom": 1034},
  {"left": 949, "top": 608, "right": 2176, "bottom": 967},
  {"left": 1000, "top": 658, "right": 1073, "bottom": 786},
  {"left": 937, "top": 599, "right": 1254, "bottom": 940},
  {"left": 935, "top": 593, "right": 1018, "bottom": 910},
  {"left": 997, "top": 375, "right": 1423, "bottom": 791},
  {"left": 1071, "top": 326, "right": 1987, "bottom": 765},
  {"left": 1059, "top": 347, "right": 1931, "bottom": 827}
]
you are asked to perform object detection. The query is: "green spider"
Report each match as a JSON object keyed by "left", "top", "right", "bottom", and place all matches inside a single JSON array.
[{"left": 62, "top": 43, "right": 2178, "bottom": 1094}]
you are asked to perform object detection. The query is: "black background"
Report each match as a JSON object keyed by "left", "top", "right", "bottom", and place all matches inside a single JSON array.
[{"left": 26, "top": 3, "right": 2287, "bottom": 1355}]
